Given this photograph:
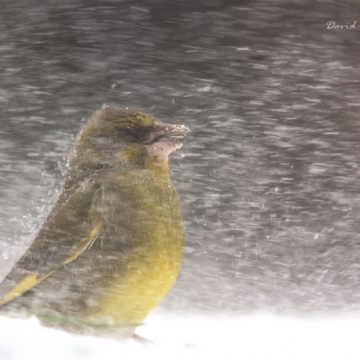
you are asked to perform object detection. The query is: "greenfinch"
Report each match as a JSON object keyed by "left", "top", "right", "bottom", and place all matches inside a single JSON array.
[{"left": 0, "top": 105, "right": 189, "bottom": 337}]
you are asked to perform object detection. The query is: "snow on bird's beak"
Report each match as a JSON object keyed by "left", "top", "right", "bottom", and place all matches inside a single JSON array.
[{"left": 145, "top": 122, "right": 190, "bottom": 157}]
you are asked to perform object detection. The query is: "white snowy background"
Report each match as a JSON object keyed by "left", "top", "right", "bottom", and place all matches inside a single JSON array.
[{"left": 1, "top": 312, "right": 360, "bottom": 360}]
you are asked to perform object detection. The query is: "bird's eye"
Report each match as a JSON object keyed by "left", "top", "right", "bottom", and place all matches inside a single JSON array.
[{"left": 125, "top": 126, "right": 152, "bottom": 143}]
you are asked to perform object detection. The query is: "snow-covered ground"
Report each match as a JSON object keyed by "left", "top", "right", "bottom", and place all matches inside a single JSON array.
[{"left": 1, "top": 311, "right": 360, "bottom": 360}]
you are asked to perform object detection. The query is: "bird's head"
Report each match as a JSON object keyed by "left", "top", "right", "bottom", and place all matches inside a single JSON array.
[{"left": 75, "top": 105, "right": 189, "bottom": 173}]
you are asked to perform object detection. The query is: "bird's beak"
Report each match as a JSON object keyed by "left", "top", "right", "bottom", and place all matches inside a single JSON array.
[
  {"left": 145, "top": 122, "right": 190, "bottom": 158},
  {"left": 161, "top": 123, "right": 190, "bottom": 143},
  {"left": 147, "top": 122, "right": 190, "bottom": 145}
]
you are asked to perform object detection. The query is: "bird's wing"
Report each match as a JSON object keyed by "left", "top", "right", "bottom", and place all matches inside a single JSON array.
[{"left": 0, "top": 179, "right": 104, "bottom": 306}]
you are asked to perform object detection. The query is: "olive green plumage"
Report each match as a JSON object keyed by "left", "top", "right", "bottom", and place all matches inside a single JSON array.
[{"left": 0, "top": 105, "right": 189, "bottom": 336}]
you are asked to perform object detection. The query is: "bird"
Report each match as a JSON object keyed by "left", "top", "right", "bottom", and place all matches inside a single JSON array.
[{"left": 0, "top": 105, "right": 189, "bottom": 338}]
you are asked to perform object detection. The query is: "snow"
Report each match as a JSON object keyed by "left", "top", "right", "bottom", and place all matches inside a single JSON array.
[{"left": 1, "top": 311, "right": 360, "bottom": 360}]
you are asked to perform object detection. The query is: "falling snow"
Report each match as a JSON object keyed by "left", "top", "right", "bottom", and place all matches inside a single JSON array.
[{"left": 1, "top": 0, "right": 360, "bottom": 358}]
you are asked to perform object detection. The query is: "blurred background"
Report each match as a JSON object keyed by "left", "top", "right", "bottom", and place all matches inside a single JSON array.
[{"left": 1, "top": 0, "right": 360, "bottom": 318}]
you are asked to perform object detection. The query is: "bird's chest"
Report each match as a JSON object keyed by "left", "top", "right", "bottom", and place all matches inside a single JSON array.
[{"left": 86, "top": 177, "right": 183, "bottom": 325}]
